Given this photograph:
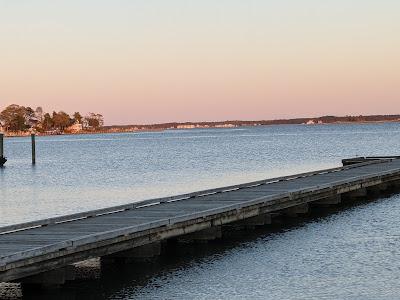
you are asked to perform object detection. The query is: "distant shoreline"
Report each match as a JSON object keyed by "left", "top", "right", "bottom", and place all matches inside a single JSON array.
[
  {"left": 102, "top": 114, "right": 400, "bottom": 131},
  {"left": 3, "top": 116, "right": 400, "bottom": 138}
]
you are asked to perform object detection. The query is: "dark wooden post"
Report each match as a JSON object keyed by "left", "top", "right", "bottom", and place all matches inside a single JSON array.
[
  {"left": 0, "top": 133, "right": 3, "bottom": 158},
  {"left": 0, "top": 133, "right": 6, "bottom": 167},
  {"left": 31, "top": 133, "right": 36, "bottom": 165}
]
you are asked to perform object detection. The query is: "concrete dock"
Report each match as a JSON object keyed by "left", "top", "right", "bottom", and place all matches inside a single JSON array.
[{"left": 1, "top": 157, "right": 400, "bottom": 287}]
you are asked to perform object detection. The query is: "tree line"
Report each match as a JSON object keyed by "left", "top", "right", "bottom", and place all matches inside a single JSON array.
[{"left": 0, "top": 104, "right": 104, "bottom": 132}]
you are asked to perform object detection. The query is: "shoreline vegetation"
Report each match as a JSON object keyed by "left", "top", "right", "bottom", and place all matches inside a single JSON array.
[
  {"left": 0, "top": 104, "right": 104, "bottom": 137},
  {"left": 1, "top": 104, "right": 400, "bottom": 137}
]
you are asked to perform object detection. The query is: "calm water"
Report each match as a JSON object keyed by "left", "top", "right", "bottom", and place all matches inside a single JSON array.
[{"left": 1, "top": 123, "right": 400, "bottom": 299}]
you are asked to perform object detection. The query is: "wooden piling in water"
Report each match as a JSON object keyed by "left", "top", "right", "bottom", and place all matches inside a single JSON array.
[
  {"left": 31, "top": 133, "right": 36, "bottom": 165},
  {"left": 0, "top": 133, "right": 3, "bottom": 158},
  {"left": 0, "top": 133, "right": 6, "bottom": 167}
]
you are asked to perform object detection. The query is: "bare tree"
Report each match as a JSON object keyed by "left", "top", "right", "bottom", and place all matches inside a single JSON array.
[{"left": 84, "top": 113, "right": 104, "bottom": 128}]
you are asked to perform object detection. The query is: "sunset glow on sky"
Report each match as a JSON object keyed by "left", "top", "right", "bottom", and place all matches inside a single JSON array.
[{"left": 1, "top": 1, "right": 400, "bottom": 124}]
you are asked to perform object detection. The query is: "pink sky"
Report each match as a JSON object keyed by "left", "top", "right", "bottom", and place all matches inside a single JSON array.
[{"left": 1, "top": 1, "right": 399, "bottom": 125}]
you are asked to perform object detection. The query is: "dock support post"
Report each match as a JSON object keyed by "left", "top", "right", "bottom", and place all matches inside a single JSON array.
[
  {"left": 367, "top": 183, "right": 389, "bottom": 195},
  {"left": 0, "top": 133, "right": 6, "bottom": 167},
  {"left": 0, "top": 133, "right": 3, "bottom": 158},
  {"left": 101, "top": 242, "right": 162, "bottom": 264},
  {"left": 345, "top": 187, "right": 368, "bottom": 199},
  {"left": 313, "top": 195, "right": 342, "bottom": 206},
  {"left": 236, "top": 213, "right": 272, "bottom": 227},
  {"left": 179, "top": 226, "right": 222, "bottom": 243},
  {"left": 20, "top": 266, "right": 75, "bottom": 289},
  {"left": 283, "top": 203, "right": 309, "bottom": 217},
  {"left": 31, "top": 133, "right": 36, "bottom": 165}
]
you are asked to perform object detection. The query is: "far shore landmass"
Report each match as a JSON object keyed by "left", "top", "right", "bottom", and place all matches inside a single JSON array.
[
  {"left": 1, "top": 105, "right": 400, "bottom": 137},
  {"left": 102, "top": 114, "right": 400, "bottom": 133}
]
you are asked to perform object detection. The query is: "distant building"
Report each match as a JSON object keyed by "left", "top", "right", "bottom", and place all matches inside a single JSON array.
[
  {"left": 215, "top": 124, "right": 236, "bottom": 128},
  {"left": 66, "top": 121, "right": 83, "bottom": 133},
  {"left": 26, "top": 116, "right": 40, "bottom": 128},
  {"left": 177, "top": 124, "right": 196, "bottom": 129}
]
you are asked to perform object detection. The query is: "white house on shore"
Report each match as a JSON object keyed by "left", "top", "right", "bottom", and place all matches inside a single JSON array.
[
  {"left": 66, "top": 121, "right": 83, "bottom": 133},
  {"left": 305, "top": 120, "right": 323, "bottom": 125}
]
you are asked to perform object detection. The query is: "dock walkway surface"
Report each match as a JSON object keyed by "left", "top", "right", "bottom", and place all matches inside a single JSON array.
[{"left": 1, "top": 158, "right": 400, "bottom": 283}]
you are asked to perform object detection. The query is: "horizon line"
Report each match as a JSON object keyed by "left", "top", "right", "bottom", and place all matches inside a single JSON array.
[{"left": 105, "top": 113, "right": 400, "bottom": 127}]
